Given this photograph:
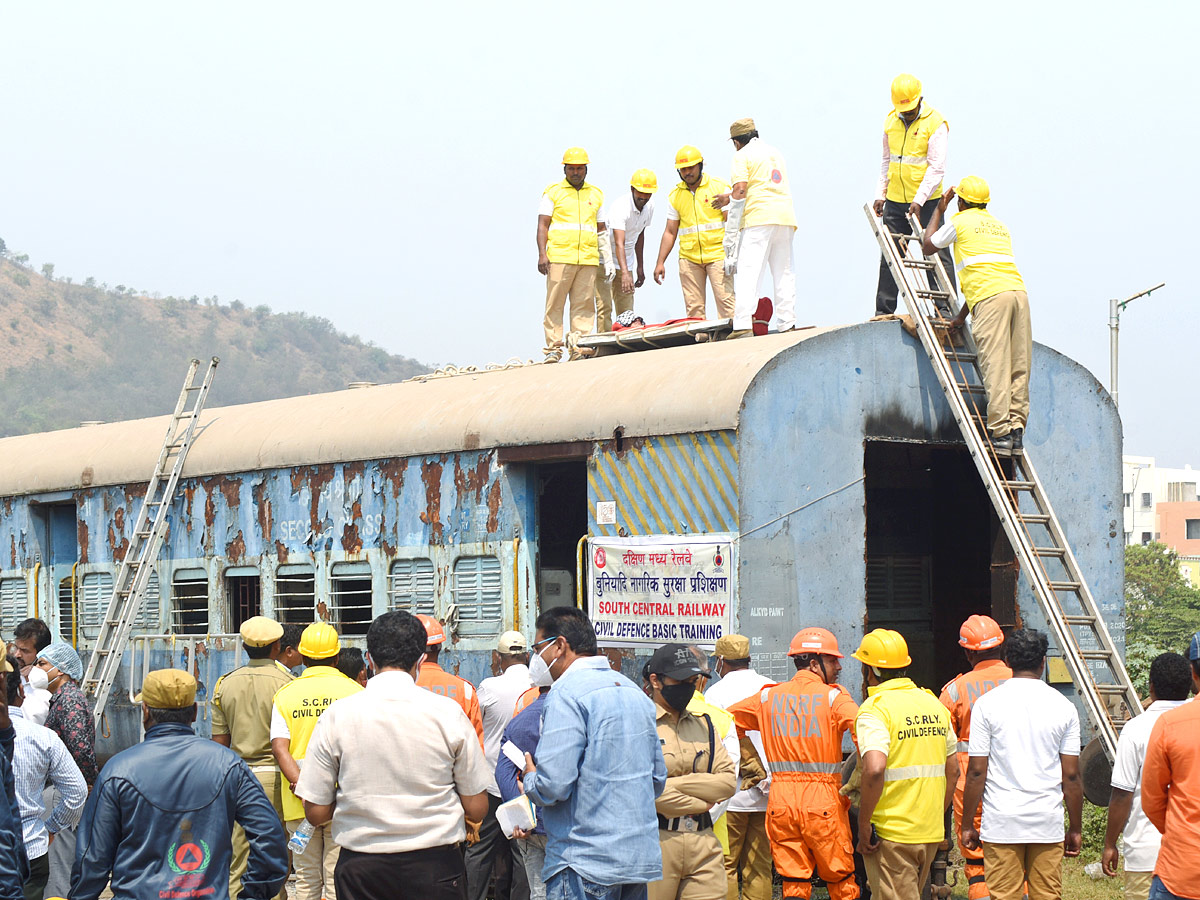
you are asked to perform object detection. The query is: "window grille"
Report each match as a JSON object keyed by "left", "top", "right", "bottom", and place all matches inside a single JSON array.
[
  {"left": 387, "top": 558, "right": 436, "bottom": 616},
  {"left": 452, "top": 556, "right": 503, "bottom": 635}
]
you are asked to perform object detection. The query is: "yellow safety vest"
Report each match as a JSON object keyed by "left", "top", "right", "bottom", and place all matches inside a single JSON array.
[
  {"left": 272, "top": 666, "right": 364, "bottom": 820},
  {"left": 543, "top": 179, "right": 605, "bottom": 266},
  {"left": 950, "top": 207, "right": 1026, "bottom": 311},
  {"left": 884, "top": 106, "right": 947, "bottom": 204},
  {"left": 689, "top": 691, "right": 736, "bottom": 854},
  {"left": 855, "top": 678, "right": 953, "bottom": 843},
  {"left": 668, "top": 174, "right": 729, "bottom": 265}
]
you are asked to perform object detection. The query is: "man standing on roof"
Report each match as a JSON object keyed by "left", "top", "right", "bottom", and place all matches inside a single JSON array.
[
  {"left": 873, "top": 73, "right": 954, "bottom": 317},
  {"left": 712, "top": 118, "right": 797, "bottom": 338},
  {"left": 271, "top": 622, "right": 364, "bottom": 900},
  {"left": 537, "top": 147, "right": 615, "bottom": 363},
  {"left": 854, "top": 629, "right": 958, "bottom": 900},
  {"left": 594, "top": 170, "right": 657, "bottom": 332},
  {"left": 211, "top": 616, "right": 294, "bottom": 900},
  {"left": 654, "top": 146, "right": 735, "bottom": 322},
  {"left": 416, "top": 614, "right": 485, "bottom": 746},
  {"left": 922, "top": 176, "right": 1031, "bottom": 454},
  {"left": 939, "top": 616, "right": 1012, "bottom": 900},
  {"left": 730, "top": 628, "right": 859, "bottom": 900}
]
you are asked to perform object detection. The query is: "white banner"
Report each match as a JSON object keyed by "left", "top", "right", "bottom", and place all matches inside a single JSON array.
[{"left": 588, "top": 534, "right": 734, "bottom": 647}]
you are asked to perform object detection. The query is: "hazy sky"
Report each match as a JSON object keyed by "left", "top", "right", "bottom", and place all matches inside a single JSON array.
[{"left": 1, "top": 2, "right": 1193, "bottom": 464}]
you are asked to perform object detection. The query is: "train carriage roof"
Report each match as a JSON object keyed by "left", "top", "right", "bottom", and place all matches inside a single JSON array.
[{"left": 0, "top": 328, "right": 844, "bottom": 496}]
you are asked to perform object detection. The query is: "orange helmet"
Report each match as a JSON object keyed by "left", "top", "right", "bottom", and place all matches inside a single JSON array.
[
  {"left": 788, "top": 627, "right": 844, "bottom": 658},
  {"left": 959, "top": 614, "right": 1004, "bottom": 651},
  {"left": 416, "top": 614, "right": 446, "bottom": 646}
]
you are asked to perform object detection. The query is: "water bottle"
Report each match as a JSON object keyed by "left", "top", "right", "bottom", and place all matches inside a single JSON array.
[
  {"left": 1083, "top": 861, "right": 1104, "bottom": 880},
  {"left": 288, "top": 820, "right": 315, "bottom": 855}
]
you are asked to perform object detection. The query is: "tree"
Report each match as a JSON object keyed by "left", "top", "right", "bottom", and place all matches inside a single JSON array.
[
  {"left": 0, "top": 237, "right": 7, "bottom": 257},
  {"left": 1123, "top": 542, "right": 1200, "bottom": 691},
  {"left": 41, "top": 263, "right": 54, "bottom": 281}
]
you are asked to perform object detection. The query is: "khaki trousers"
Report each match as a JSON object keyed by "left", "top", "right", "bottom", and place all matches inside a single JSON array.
[
  {"left": 862, "top": 839, "right": 940, "bottom": 900},
  {"left": 724, "top": 811, "right": 772, "bottom": 900},
  {"left": 231, "top": 768, "right": 288, "bottom": 900},
  {"left": 595, "top": 267, "right": 635, "bottom": 331},
  {"left": 680, "top": 258, "right": 734, "bottom": 320},
  {"left": 651, "top": 829, "right": 726, "bottom": 900},
  {"left": 544, "top": 263, "right": 598, "bottom": 357},
  {"left": 970, "top": 290, "right": 1032, "bottom": 436},
  {"left": 287, "top": 819, "right": 340, "bottom": 900},
  {"left": 982, "top": 842, "right": 1062, "bottom": 900},
  {"left": 1125, "top": 870, "right": 1154, "bottom": 900}
]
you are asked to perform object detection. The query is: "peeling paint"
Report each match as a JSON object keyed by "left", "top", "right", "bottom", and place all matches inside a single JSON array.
[
  {"left": 226, "top": 530, "right": 246, "bottom": 562},
  {"left": 378, "top": 458, "right": 406, "bottom": 499},
  {"left": 78, "top": 520, "right": 89, "bottom": 564},
  {"left": 453, "top": 454, "right": 491, "bottom": 504},
  {"left": 422, "top": 460, "right": 444, "bottom": 542},
  {"left": 486, "top": 481, "right": 502, "bottom": 533},
  {"left": 341, "top": 523, "right": 362, "bottom": 553}
]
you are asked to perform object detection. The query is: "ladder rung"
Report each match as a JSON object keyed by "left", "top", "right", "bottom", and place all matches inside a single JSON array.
[
  {"left": 1033, "top": 546, "right": 1066, "bottom": 556},
  {"left": 1096, "top": 685, "right": 1129, "bottom": 694},
  {"left": 903, "top": 260, "right": 935, "bottom": 270},
  {"left": 1081, "top": 650, "right": 1114, "bottom": 660},
  {"left": 1019, "top": 514, "right": 1051, "bottom": 525},
  {"left": 942, "top": 351, "right": 978, "bottom": 364},
  {"left": 184, "top": 384, "right": 204, "bottom": 391},
  {"left": 956, "top": 383, "right": 986, "bottom": 394},
  {"left": 916, "top": 290, "right": 951, "bottom": 299},
  {"left": 1063, "top": 615, "right": 1096, "bottom": 626},
  {"left": 1048, "top": 580, "right": 1082, "bottom": 592},
  {"left": 1003, "top": 480, "right": 1035, "bottom": 491}
]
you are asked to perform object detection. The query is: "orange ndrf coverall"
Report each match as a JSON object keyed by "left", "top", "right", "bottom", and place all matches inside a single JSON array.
[{"left": 730, "top": 669, "right": 859, "bottom": 900}]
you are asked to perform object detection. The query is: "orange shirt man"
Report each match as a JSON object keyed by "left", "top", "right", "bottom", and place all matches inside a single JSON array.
[
  {"left": 939, "top": 615, "right": 1012, "bottom": 900},
  {"left": 730, "top": 627, "right": 860, "bottom": 900},
  {"left": 1141, "top": 634, "right": 1200, "bottom": 900},
  {"left": 415, "top": 614, "right": 485, "bottom": 746}
]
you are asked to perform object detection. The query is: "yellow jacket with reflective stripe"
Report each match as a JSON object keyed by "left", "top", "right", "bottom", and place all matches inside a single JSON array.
[
  {"left": 668, "top": 174, "right": 729, "bottom": 265},
  {"left": 884, "top": 106, "right": 946, "bottom": 203},
  {"left": 855, "top": 677, "right": 953, "bottom": 843},
  {"left": 950, "top": 207, "right": 1026, "bottom": 311},
  {"left": 543, "top": 180, "right": 605, "bottom": 266},
  {"left": 272, "top": 665, "right": 364, "bottom": 819}
]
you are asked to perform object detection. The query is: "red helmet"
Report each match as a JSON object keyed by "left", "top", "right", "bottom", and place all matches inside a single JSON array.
[
  {"left": 788, "top": 627, "right": 843, "bottom": 658},
  {"left": 959, "top": 615, "right": 1004, "bottom": 651},
  {"left": 416, "top": 614, "right": 446, "bottom": 646}
]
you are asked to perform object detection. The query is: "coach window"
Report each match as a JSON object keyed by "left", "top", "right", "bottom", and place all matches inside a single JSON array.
[
  {"left": 225, "top": 566, "right": 262, "bottom": 632},
  {"left": 171, "top": 570, "right": 209, "bottom": 635},
  {"left": 275, "top": 564, "right": 316, "bottom": 624},
  {"left": 452, "top": 556, "right": 503, "bottom": 636},
  {"left": 330, "top": 562, "right": 373, "bottom": 636},
  {"left": 138, "top": 571, "right": 162, "bottom": 631},
  {"left": 0, "top": 578, "right": 28, "bottom": 637},
  {"left": 387, "top": 558, "right": 436, "bottom": 616},
  {"left": 57, "top": 577, "right": 75, "bottom": 642},
  {"left": 78, "top": 572, "right": 113, "bottom": 639}
]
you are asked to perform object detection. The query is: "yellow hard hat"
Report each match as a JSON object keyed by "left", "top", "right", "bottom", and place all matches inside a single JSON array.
[
  {"left": 956, "top": 175, "right": 991, "bottom": 205},
  {"left": 890, "top": 73, "right": 922, "bottom": 113},
  {"left": 562, "top": 146, "right": 589, "bottom": 165},
  {"left": 674, "top": 145, "right": 703, "bottom": 169},
  {"left": 298, "top": 621, "right": 341, "bottom": 659},
  {"left": 852, "top": 629, "right": 912, "bottom": 668},
  {"left": 630, "top": 168, "right": 657, "bottom": 193}
]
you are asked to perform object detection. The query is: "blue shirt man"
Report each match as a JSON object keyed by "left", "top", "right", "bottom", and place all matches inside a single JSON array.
[{"left": 522, "top": 607, "right": 666, "bottom": 900}]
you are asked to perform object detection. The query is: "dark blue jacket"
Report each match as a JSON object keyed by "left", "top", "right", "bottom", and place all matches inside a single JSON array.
[
  {"left": 495, "top": 693, "right": 545, "bottom": 835},
  {"left": 70, "top": 722, "right": 288, "bottom": 900},
  {"left": 0, "top": 725, "right": 29, "bottom": 900}
]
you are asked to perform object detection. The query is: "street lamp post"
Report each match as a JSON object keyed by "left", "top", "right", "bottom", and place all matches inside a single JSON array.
[{"left": 1109, "top": 282, "right": 1165, "bottom": 409}]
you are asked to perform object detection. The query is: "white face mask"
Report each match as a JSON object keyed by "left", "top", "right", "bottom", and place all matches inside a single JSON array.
[
  {"left": 529, "top": 641, "right": 560, "bottom": 688},
  {"left": 28, "top": 667, "right": 49, "bottom": 692}
]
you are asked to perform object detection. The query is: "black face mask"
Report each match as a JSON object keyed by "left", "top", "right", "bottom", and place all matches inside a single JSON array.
[{"left": 660, "top": 682, "right": 696, "bottom": 712}]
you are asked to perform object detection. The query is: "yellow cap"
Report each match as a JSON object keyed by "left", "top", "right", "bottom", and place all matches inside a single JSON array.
[
  {"left": 675, "top": 145, "right": 703, "bottom": 169},
  {"left": 891, "top": 73, "right": 922, "bottom": 112},
  {"left": 714, "top": 634, "right": 750, "bottom": 660},
  {"left": 136, "top": 669, "right": 197, "bottom": 708},
  {"left": 0, "top": 657, "right": 11, "bottom": 674},
  {"left": 729, "top": 118, "right": 756, "bottom": 138},
  {"left": 240, "top": 616, "right": 283, "bottom": 648},
  {"left": 298, "top": 622, "right": 341, "bottom": 659},
  {"left": 630, "top": 168, "right": 657, "bottom": 193},
  {"left": 562, "top": 146, "right": 589, "bottom": 165},
  {"left": 852, "top": 629, "right": 912, "bottom": 668},
  {"left": 955, "top": 175, "right": 991, "bottom": 205}
]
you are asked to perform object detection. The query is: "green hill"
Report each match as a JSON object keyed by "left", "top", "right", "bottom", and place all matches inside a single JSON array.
[{"left": 0, "top": 257, "right": 428, "bottom": 436}]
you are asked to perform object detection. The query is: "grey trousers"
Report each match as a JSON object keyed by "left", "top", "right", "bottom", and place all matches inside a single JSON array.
[
  {"left": 518, "top": 835, "right": 547, "bottom": 900},
  {"left": 875, "top": 197, "right": 956, "bottom": 315},
  {"left": 44, "top": 812, "right": 76, "bottom": 899},
  {"left": 464, "top": 793, "right": 529, "bottom": 900}
]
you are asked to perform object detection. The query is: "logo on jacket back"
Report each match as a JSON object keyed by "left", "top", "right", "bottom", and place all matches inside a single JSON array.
[{"left": 168, "top": 819, "right": 211, "bottom": 875}]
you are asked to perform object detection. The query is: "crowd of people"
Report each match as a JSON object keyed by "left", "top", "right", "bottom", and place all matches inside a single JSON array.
[{"left": 0, "top": 609, "right": 1196, "bottom": 900}]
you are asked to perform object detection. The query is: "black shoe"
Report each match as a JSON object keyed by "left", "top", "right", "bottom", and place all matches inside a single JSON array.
[
  {"left": 1011, "top": 428, "right": 1024, "bottom": 451},
  {"left": 990, "top": 433, "right": 1014, "bottom": 455}
]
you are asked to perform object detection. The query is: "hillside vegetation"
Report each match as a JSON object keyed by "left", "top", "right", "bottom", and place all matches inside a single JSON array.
[{"left": 0, "top": 257, "right": 427, "bottom": 436}]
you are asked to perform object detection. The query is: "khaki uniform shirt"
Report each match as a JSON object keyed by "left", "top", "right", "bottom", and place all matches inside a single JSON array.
[
  {"left": 654, "top": 700, "right": 737, "bottom": 819},
  {"left": 211, "top": 657, "right": 294, "bottom": 766}
]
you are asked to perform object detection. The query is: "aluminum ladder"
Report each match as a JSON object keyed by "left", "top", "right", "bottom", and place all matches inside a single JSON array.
[
  {"left": 864, "top": 205, "right": 1139, "bottom": 759},
  {"left": 82, "top": 357, "right": 219, "bottom": 727}
]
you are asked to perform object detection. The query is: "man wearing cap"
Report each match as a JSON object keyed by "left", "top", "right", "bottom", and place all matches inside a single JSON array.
[
  {"left": 466, "top": 632, "right": 534, "bottom": 900},
  {"left": 645, "top": 643, "right": 736, "bottom": 900},
  {"left": 704, "top": 635, "right": 773, "bottom": 900},
  {"left": 271, "top": 623, "right": 364, "bottom": 900},
  {"left": 537, "top": 147, "right": 614, "bottom": 363},
  {"left": 923, "top": 177, "right": 1031, "bottom": 454},
  {"left": 728, "top": 628, "right": 859, "bottom": 900},
  {"left": 872, "top": 73, "right": 954, "bottom": 317},
  {"left": 416, "top": 615, "right": 485, "bottom": 746},
  {"left": 72, "top": 669, "right": 289, "bottom": 900},
  {"left": 594, "top": 171, "right": 656, "bottom": 332},
  {"left": 654, "top": 146, "right": 735, "bottom": 322},
  {"left": 854, "top": 629, "right": 958, "bottom": 900},
  {"left": 712, "top": 118, "right": 797, "bottom": 338},
  {"left": 35, "top": 641, "right": 95, "bottom": 900},
  {"left": 939, "top": 616, "right": 1012, "bottom": 900},
  {"left": 211, "top": 616, "right": 293, "bottom": 900}
]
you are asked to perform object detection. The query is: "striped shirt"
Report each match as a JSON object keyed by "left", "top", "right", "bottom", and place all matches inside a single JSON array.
[{"left": 10, "top": 708, "right": 86, "bottom": 859}]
